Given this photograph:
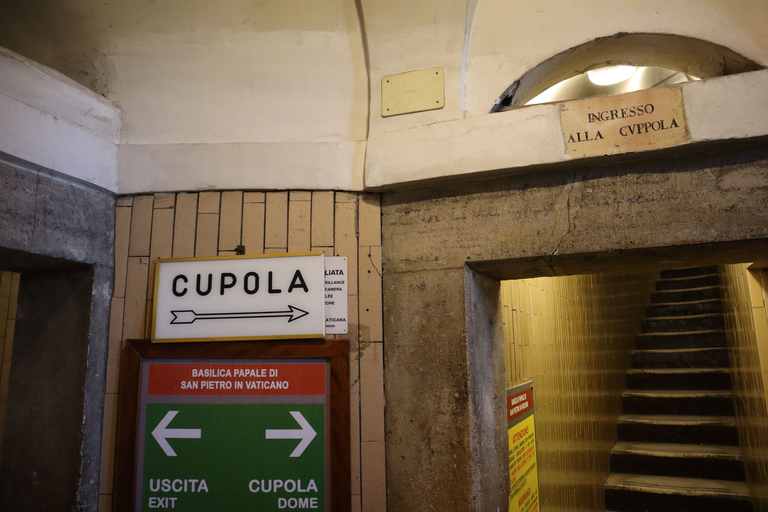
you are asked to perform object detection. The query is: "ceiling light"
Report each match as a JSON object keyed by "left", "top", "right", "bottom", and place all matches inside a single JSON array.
[{"left": 587, "top": 65, "right": 637, "bottom": 86}]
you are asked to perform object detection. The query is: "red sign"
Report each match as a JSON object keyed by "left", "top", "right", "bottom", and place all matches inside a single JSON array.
[
  {"left": 147, "top": 362, "right": 325, "bottom": 396},
  {"left": 507, "top": 388, "right": 533, "bottom": 423}
]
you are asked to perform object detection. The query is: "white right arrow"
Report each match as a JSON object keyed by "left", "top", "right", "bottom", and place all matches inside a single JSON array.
[
  {"left": 152, "top": 410, "right": 202, "bottom": 457},
  {"left": 265, "top": 411, "right": 317, "bottom": 457}
]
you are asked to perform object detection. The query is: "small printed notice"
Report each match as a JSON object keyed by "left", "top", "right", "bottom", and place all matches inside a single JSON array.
[
  {"left": 324, "top": 257, "right": 348, "bottom": 335},
  {"left": 560, "top": 87, "right": 689, "bottom": 158},
  {"left": 508, "top": 382, "right": 539, "bottom": 512}
]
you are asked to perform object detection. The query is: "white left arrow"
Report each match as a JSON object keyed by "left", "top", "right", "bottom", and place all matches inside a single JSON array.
[
  {"left": 265, "top": 411, "right": 317, "bottom": 457},
  {"left": 152, "top": 410, "right": 202, "bottom": 457}
]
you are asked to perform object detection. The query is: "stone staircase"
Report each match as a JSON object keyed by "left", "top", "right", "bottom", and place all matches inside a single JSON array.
[{"left": 604, "top": 266, "right": 753, "bottom": 512}]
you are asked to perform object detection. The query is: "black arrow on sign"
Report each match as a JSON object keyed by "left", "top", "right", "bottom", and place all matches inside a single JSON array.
[{"left": 170, "top": 306, "right": 309, "bottom": 325}]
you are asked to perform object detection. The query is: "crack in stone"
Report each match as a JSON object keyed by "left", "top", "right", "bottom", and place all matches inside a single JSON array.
[{"left": 549, "top": 171, "right": 577, "bottom": 273}]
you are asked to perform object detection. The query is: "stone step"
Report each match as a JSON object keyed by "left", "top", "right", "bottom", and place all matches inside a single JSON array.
[
  {"left": 660, "top": 266, "right": 719, "bottom": 280},
  {"left": 656, "top": 274, "right": 720, "bottom": 291},
  {"left": 636, "top": 330, "right": 727, "bottom": 350},
  {"left": 631, "top": 348, "right": 729, "bottom": 369},
  {"left": 610, "top": 442, "right": 744, "bottom": 481},
  {"left": 642, "top": 314, "right": 725, "bottom": 333},
  {"left": 622, "top": 390, "right": 735, "bottom": 416},
  {"left": 651, "top": 286, "right": 721, "bottom": 304},
  {"left": 646, "top": 299, "right": 723, "bottom": 318},
  {"left": 604, "top": 473, "right": 752, "bottom": 512},
  {"left": 626, "top": 368, "right": 732, "bottom": 391},
  {"left": 617, "top": 414, "right": 739, "bottom": 445}
]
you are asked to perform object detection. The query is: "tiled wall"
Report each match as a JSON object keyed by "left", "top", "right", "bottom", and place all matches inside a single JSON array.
[
  {"left": 99, "top": 191, "right": 385, "bottom": 512},
  {"left": 501, "top": 271, "right": 657, "bottom": 511},
  {"left": 720, "top": 264, "right": 768, "bottom": 512},
  {"left": 0, "top": 271, "right": 19, "bottom": 459}
]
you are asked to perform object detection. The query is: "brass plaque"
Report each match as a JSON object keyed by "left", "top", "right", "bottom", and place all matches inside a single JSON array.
[
  {"left": 382, "top": 67, "right": 444, "bottom": 117},
  {"left": 560, "top": 87, "right": 689, "bottom": 158}
]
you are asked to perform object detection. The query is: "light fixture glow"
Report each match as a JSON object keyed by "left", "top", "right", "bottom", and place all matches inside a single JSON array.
[{"left": 587, "top": 65, "right": 637, "bottom": 86}]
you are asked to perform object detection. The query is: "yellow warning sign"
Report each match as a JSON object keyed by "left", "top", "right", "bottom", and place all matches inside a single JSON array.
[{"left": 508, "top": 383, "right": 539, "bottom": 512}]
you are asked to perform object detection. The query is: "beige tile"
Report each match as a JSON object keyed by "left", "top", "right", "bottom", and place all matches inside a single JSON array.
[
  {"left": 123, "top": 257, "right": 149, "bottom": 340},
  {"left": 347, "top": 294, "right": 360, "bottom": 352},
  {"left": 265, "top": 192, "right": 289, "bottom": 249},
  {"left": 360, "top": 342, "right": 384, "bottom": 443},
  {"left": 113, "top": 206, "right": 132, "bottom": 298},
  {"left": 242, "top": 201, "right": 265, "bottom": 255},
  {"left": 172, "top": 193, "right": 198, "bottom": 258},
  {"left": 361, "top": 441, "right": 387, "bottom": 512},
  {"left": 748, "top": 269, "right": 765, "bottom": 308},
  {"left": 3, "top": 321, "right": 14, "bottom": 360},
  {"left": 98, "top": 495, "right": 112, "bottom": 512},
  {"left": 144, "top": 299, "right": 154, "bottom": 339},
  {"left": 243, "top": 192, "right": 265, "bottom": 203},
  {"left": 116, "top": 197, "right": 133, "bottom": 207},
  {"left": 350, "top": 389, "right": 361, "bottom": 495},
  {"left": 195, "top": 213, "right": 220, "bottom": 257},
  {"left": 288, "top": 197, "right": 311, "bottom": 253},
  {"left": 311, "top": 246, "right": 334, "bottom": 256},
  {"left": 198, "top": 191, "right": 220, "bottom": 214},
  {"left": 336, "top": 192, "right": 358, "bottom": 203},
  {"left": 351, "top": 493, "right": 361, "bottom": 512},
  {"left": 358, "top": 246, "right": 383, "bottom": 342},
  {"left": 0, "top": 271, "right": 12, "bottom": 297},
  {"left": 218, "top": 250, "right": 237, "bottom": 257},
  {"left": 153, "top": 193, "right": 176, "bottom": 209},
  {"left": 99, "top": 393, "right": 119, "bottom": 494},
  {"left": 0, "top": 296, "right": 8, "bottom": 335},
  {"left": 147, "top": 208, "right": 175, "bottom": 298},
  {"left": 105, "top": 298, "right": 125, "bottom": 394},
  {"left": 289, "top": 191, "right": 312, "bottom": 201},
  {"left": 264, "top": 248, "right": 287, "bottom": 254},
  {"left": 358, "top": 194, "right": 381, "bottom": 247},
  {"left": 0, "top": 360, "right": 11, "bottom": 402},
  {"left": 311, "top": 192, "right": 335, "bottom": 248},
  {"left": 219, "top": 191, "right": 243, "bottom": 251},
  {"left": 0, "top": 403, "right": 5, "bottom": 454},
  {"left": 128, "top": 195, "right": 153, "bottom": 257},
  {"left": 334, "top": 201, "right": 358, "bottom": 289}
]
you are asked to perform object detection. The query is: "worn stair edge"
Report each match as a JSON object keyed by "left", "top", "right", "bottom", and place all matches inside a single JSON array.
[
  {"left": 612, "top": 442, "right": 742, "bottom": 460},
  {"left": 605, "top": 473, "right": 750, "bottom": 500},
  {"left": 631, "top": 347, "right": 730, "bottom": 368},
  {"left": 656, "top": 275, "right": 720, "bottom": 291},
  {"left": 660, "top": 266, "right": 718, "bottom": 279},
  {"left": 651, "top": 286, "right": 721, "bottom": 303},
  {"left": 618, "top": 414, "right": 737, "bottom": 427},
  {"left": 627, "top": 368, "right": 730, "bottom": 375},
  {"left": 623, "top": 390, "right": 733, "bottom": 398}
]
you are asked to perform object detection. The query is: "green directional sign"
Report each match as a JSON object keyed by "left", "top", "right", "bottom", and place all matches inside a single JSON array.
[{"left": 135, "top": 359, "right": 330, "bottom": 511}]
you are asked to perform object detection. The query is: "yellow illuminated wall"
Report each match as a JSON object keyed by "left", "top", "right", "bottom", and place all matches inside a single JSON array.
[
  {"left": 0, "top": 271, "right": 19, "bottom": 460},
  {"left": 720, "top": 264, "right": 768, "bottom": 512},
  {"left": 501, "top": 271, "right": 657, "bottom": 511}
]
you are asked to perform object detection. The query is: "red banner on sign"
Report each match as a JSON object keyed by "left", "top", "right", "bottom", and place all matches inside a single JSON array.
[
  {"left": 148, "top": 363, "right": 325, "bottom": 396},
  {"left": 507, "top": 389, "right": 533, "bottom": 424}
]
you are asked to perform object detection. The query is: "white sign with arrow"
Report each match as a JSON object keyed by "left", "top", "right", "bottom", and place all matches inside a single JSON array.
[
  {"left": 152, "top": 410, "right": 202, "bottom": 457},
  {"left": 152, "top": 253, "right": 326, "bottom": 342},
  {"left": 265, "top": 411, "right": 317, "bottom": 457}
]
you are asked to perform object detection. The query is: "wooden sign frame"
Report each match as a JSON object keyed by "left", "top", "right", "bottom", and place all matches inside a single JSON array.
[{"left": 113, "top": 338, "right": 350, "bottom": 512}]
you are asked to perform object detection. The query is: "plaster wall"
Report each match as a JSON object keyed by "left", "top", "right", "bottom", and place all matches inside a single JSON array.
[
  {"left": 3, "top": 1, "right": 768, "bottom": 193},
  {"left": 381, "top": 142, "right": 768, "bottom": 511},
  {"left": 0, "top": 47, "right": 119, "bottom": 192},
  {"left": 0, "top": 0, "right": 368, "bottom": 193}
]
